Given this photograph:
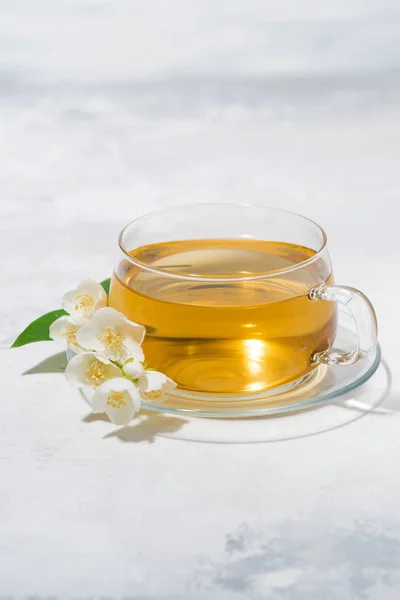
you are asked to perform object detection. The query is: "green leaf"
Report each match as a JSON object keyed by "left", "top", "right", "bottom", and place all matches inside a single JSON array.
[
  {"left": 11, "top": 309, "right": 68, "bottom": 348},
  {"left": 101, "top": 278, "right": 111, "bottom": 296},
  {"left": 11, "top": 277, "right": 111, "bottom": 349}
]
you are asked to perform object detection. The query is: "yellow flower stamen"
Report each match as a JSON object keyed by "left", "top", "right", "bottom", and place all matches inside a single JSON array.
[
  {"left": 75, "top": 292, "right": 95, "bottom": 313},
  {"left": 142, "top": 389, "right": 162, "bottom": 400},
  {"left": 99, "top": 326, "right": 123, "bottom": 353},
  {"left": 62, "top": 325, "right": 79, "bottom": 347},
  {"left": 85, "top": 360, "right": 107, "bottom": 387},
  {"left": 106, "top": 391, "right": 127, "bottom": 408}
]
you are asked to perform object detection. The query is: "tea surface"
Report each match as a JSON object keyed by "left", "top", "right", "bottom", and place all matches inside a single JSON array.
[{"left": 109, "top": 239, "right": 336, "bottom": 393}]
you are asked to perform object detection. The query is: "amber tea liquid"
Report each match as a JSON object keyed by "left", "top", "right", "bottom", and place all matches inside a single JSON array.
[{"left": 109, "top": 239, "right": 336, "bottom": 394}]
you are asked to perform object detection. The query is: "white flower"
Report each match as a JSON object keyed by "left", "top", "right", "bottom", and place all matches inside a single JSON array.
[
  {"left": 62, "top": 279, "right": 107, "bottom": 325},
  {"left": 122, "top": 345, "right": 145, "bottom": 379},
  {"left": 49, "top": 315, "right": 86, "bottom": 353},
  {"left": 122, "top": 356, "right": 144, "bottom": 379},
  {"left": 76, "top": 307, "right": 145, "bottom": 364},
  {"left": 65, "top": 352, "right": 121, "bottom": 389},
  {"left": 139, "top": 370, "right": 177, "bottom": 402},
  {"left": 92, "top": 377, "right": 141, "bottom": 425}
]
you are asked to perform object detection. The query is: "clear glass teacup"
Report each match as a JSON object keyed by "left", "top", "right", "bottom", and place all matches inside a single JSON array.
[{"left": 109, "top": 204, "right": 378, "bottom": 399}]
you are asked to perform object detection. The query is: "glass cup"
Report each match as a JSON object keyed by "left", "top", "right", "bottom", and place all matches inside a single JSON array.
[{"left": 109, "top": 204, "right": 378, "bottom": 400}]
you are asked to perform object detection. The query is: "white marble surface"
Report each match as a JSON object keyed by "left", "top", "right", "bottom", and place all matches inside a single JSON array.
[{"left": 1, "top": 1, "right": 400, "bottom": 598}]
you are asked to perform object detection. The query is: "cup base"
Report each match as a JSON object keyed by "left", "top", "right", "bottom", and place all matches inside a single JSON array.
[
  {"left": 154, "top": 360, "right": 390, "bottom": 443},
  {"left": 138, "top": 303, "right": 380, "bottom": 418},
  {"left": 172, "top": 369, "right": 318, "bottom": 403},
  {"left": 146, "top": 341, "right": 380, "bottom": 418},
  {"left": 77, "top": 343, "right": 381, "bottom": 419}
]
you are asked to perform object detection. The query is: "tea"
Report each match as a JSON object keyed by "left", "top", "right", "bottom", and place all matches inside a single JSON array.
[{"left": 109, "top": 239, "right": 336, "bottom": 394}]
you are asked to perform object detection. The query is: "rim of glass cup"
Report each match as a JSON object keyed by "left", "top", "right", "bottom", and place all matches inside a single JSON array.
[{"left": 118, "top": 203, "right": 328, "bottom": 283}]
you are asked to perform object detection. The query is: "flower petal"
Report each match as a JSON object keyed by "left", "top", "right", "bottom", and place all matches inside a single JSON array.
[
  {"left": 121, "top": 319, "right": 146, "bottom": 346},
  {"left": 49, "top": 316, "right": 85, "bottom": 353},
  {"left": 104, "top": 394, "right": 137, "bottom": 425},
  {"left": 49, "top": 315, "right": 74, "bottom": 343},
  {"left": 62, "top": 279, "right": 107, "bottom": 325},
  {"left": 65, "top": 352, "right": 120, "bottom": 388},
  {"left": 91, "top": 389, "right": 107, "bottom": 413},
  {"left": 62, "top": 289, "right": 80, "bottom": 317},
  {"left": 75, "top": 308, "right": 127, "bottom": 358},
  {"left": 123, "top": 340, "right": 145, "bottom": 363},
  {"left": 79, "top": 278, "right": 107, "bottom": 302},
  {"left": 89, "top": 308, "right": 145, "bottom": 344},
  {"left": 122, "top": 356, "right": 145, "bottom": 379},
  {"left": 139, "top": 371, "right": 176, "bottom": 393},
  {"left": 65, "top": 352, "right": 92, "bottom": 387},
  {"left": 94, "top": 378, "right": 141, "bottom": 425},
  {"left": 138, "top": 370, "right": 176, "bottom": 402},
  {"left": 75, "top": 322, "right": 104, "bottom": 354},
  {"left": 97, "top": 377, "right": 136, "bottom": 394},
  {"left": 76, "top": 308, "right": 146, "bottom": 363},
  {"left": 85, "top": 307, "right": 126, "bottom": 329}
]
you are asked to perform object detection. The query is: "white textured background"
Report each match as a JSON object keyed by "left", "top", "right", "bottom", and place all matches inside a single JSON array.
[{"left": 1, "top": 1, "right": 400, "bottom": 598}]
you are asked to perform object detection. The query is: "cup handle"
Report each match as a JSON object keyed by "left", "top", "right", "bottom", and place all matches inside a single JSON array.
[{"left": 309, "top": 284, "right": 378, "bottom": 366}]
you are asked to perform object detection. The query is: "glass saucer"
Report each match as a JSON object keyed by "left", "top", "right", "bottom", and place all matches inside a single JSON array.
[
  {"left": 147, "top": 361, "right": 390, "bottom": 443},
  {"left": 144, "top": 305, "right": 381, "bottom": 418}
]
